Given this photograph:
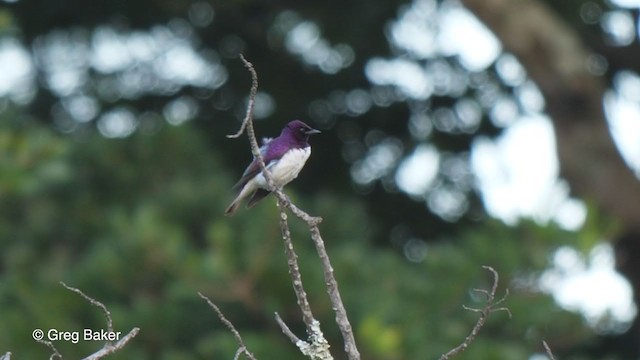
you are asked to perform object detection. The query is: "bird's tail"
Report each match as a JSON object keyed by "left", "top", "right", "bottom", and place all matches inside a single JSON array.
[
  {"left": 224, "top": 199, "right": 241, "bottom": 216},
  {"left": 225, "top": 182, "right": 256, "bottom": 216}
]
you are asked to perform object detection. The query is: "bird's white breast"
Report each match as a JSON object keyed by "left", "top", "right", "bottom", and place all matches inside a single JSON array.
[{"left": 256, "top": 147, "right": 311, "bottom": 188}]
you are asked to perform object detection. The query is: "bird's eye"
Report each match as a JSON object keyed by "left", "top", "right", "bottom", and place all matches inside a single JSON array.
[{"left": 299, "top": 128, "right": 306, "bottom": 133}]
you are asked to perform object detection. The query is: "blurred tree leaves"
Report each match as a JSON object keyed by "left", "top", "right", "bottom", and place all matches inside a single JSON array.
[
  {"left": 0, "top": 111, "right": 598, "bottom": 359},
  {"left": 0, "top": 117, "right": 70, "bottom": 197},
  {"left": 0, "top": 0, "right": 632, "bottom": 358}
]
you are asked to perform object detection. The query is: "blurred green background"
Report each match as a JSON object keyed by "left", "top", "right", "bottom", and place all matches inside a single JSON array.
[{"left": 1, "top": 0, "right": 640, "bottom": 359}]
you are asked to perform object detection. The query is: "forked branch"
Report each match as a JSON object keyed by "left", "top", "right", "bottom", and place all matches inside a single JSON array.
[
  {"left": 56, "top": 282, "right": 140, "bottom": 360},
  {"left": 198, "top": 292, "right": 257, "bottom": 360},
  {"left": 439, "top": 266, "right": 511, "bottom": 360},
  {"left": 227, "top": 54, "right": 359, "bottom": 360}
]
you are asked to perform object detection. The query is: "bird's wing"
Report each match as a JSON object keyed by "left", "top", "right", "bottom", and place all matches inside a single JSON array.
[{"left": 232, "top": 142, "right": 288, "bottom": 189}]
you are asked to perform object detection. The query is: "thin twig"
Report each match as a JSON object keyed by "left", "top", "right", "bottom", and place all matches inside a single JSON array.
[
  {"left": 275, "top": 312, "right": 303, "bottom": 345},
  {"left": 543, "top": 340, "right": 557, "bottom": 360},
  {"left": 275, "top": 192, "right": 358, "bottom": 359},
  {"left": 227, "top": 54, "right": 258, "bottom": 140},
  {"left": 275, "top": 312, "right": 331, "bottom": 360},
  {"left": 81, "top": 329, "right": 140, "bottom": 360},
  {"left": 277, "top": 208, "right": 316, "bottom": 328},
  {"left": 308, "top": 224, "right": 357, "bottom": 357},
  {"left": 60, "top": 282, "right": 140, "bottom": 360},
  {"left": 233, "top": 347, "right": 245, "bottom": 360},
  {"left": 60, "top": 282, "right": 113, "bottom": 332},
  {"left": 439, "top": 266, "right": 510, "bottom": 360},
  {"left": 226, "top": 53, "right": 264, "bottom": 179},
  {"left": 274, "top": 200, "right": 333, "bottom": 359},
  {"left": 198, "top": 292, "right": 257, "bottom": 360},
  {"left": 34, "top": 337, "right": 62, "bottom": 360}
]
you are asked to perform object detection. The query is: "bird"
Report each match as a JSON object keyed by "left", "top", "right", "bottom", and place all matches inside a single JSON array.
[{"left": 225, "top": 120, "right": 321, "bottom": 216}]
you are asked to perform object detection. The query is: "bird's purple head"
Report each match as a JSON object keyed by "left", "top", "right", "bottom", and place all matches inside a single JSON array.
[{"left": 282, "top": 120, "right": 321, "bottom": 143}]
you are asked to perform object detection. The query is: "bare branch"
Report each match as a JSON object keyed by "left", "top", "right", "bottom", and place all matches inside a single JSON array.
[
  {"left": 543, "top": 340, "right": 557, "bottom": 360},
  {"left": 81, "top": 328, "right": 140, "bottom": 360},
  {"left": 233, "top": 347, "right": 245, "bottom": 360},
  {"left": 228, "top": 54, "right": 278, "bottom": 195},
  {"left": 34, "top": 337, "right": 62, "bottom": 360},
  {"left": 59, "top": 282, "right": 140, "bottom": 360},
  {"left": 276, "top": 208, "right": 317, "bottom": 328},
  {"left": 439, "top": 266, "right": 510, "bottom": 360},
  {"left": 275, "top": 313, "right": 332, "bottom": 360},
  {"left": 230, "top": 55, "right": 359, "bottom": 359},
  {"left": 60, "top": 282, "right": 113, "bottom": 332},
  {"left": 275, "top": 312, "right": 303, "bottom": 345},
  {"left": 273, "top": 203, "right": 333, "bottom": 359},
  {"left": 198, "top": 292, "right": 257, "bottom": 360},
  {"left": 230, "top": 55, "right": 317, "bottom": 331},
  {"left": 304, "top": 208, "right": 357, "bottom": 357},
  {"left": 227, "top": 54, "right": 259, "bottom": 140},
  {"left": 273, "top": 191, "right": 359, "bottom": 359}
]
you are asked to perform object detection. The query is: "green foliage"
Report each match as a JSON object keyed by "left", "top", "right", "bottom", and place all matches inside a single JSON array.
[
  {"left": 0, "top": 0, "right": 634, "bottom": 357},
  {"left": 0, "top": 118, "right": 604, "bottom": 359},
  {"left": 328, "top": 219, "right": 595, "bottom": 359}
]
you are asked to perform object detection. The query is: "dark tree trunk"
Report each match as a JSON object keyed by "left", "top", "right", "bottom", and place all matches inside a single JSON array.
[{"left": 460, "top": 0, "right": 640, "bottom": 355}]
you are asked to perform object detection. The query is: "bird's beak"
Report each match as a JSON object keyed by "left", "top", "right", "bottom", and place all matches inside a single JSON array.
[{"left": 306, "top": 128, "right": 321, "bottom": 135}]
